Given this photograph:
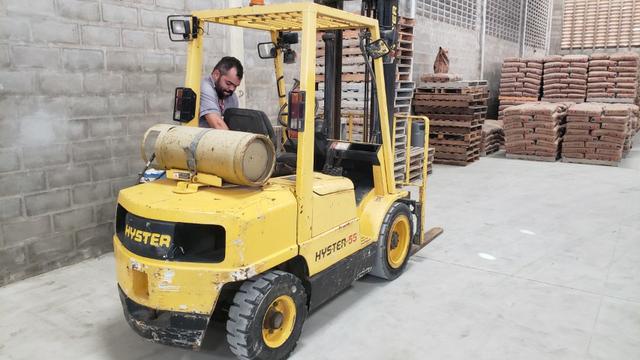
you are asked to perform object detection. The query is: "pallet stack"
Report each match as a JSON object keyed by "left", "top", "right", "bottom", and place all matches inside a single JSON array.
[
  {"left": 395, "top": 17, "right": 416, "bottom": 114},
  {"left": 503, "top": 102, "right": 569, "bottom": 161},
  {"left": 316, "top": 30, "right": 366, "bottom": 141},
  {"left": 587, "top": 52, "right": 639, "bottom": 103},
  {"left": 561, "top": 103, "right": 636, "bottom": 166},
  {"left": 542, "top": 55, "right": 589, "bottom": 103},
  {"left": 413, "top": 80, "right": 488, "bottom": 165},
  {"left": 480, "top": 119, "right": 505, "bottom": 156}
]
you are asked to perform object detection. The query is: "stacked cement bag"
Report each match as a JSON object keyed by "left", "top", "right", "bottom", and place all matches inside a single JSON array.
[
  {"left": 542, "top": 55, "right": 589, "bottom": 102},
  {"left": 504, "top": 102, "right": 569, "bottom": 161},
  {"left": 480, "top": 119, "right": 505, "bottom": 156},
  {"left": 587, "top": 54, "right": 616, "bottom": 99},
  {"left": 587, "top": 52, "right": 639, "bottom": 101},
  {"left": 630, "top": 104, "right": 640, "bottom": 136},
  {"left": 562, "top": 103, "right": 636, "bottom": 165},
  {"left": 499, "top": 57, "right": 544, "bottom": 98},
  {"left": 611, "top": 53, "right": 639, "bottom": 101},
  {"left": 619, "top": 104, "right": 639, "bottom": 154}
]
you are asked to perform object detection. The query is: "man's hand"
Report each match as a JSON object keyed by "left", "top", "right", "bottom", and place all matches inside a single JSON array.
[{"left": 204, "top": 112, "right": 229, "bottom": 130}]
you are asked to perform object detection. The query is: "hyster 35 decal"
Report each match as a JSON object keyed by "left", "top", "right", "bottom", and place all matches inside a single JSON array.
[{"left": 315, "top": 233, "right": 357, "bottom": 262}]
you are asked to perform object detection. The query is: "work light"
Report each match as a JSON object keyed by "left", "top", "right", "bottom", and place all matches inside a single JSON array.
[
  {"left": 170, "top": 19, "right": 188, "bottom": 35},
  {"left": 167, "top": 15, "right": 198, "bottom": 41}
]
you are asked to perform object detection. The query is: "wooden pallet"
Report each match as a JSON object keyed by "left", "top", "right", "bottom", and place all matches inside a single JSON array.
[
  {"left": 431, "top": 123, "right": 482, "bottom": 134},
  {"left": 433, "top": 143, "right": 479, "bottom": 155},
  {"left": 433, "top": 155, "right": 479, "bottom": 166},
  {"left": 418, "top": 112, "right": 485, "bottom": 122},
  {"left": 430, "top": 119, "right": 482, "bottom": 128},
  {"left": 420, "top": 80, "right": 488, "bottom": 88},
  {"left": 435, "top": 149, "right": 480, "bottom": 161},
  {"left": 316, "top": 56, "right": 366, "bottom": 66},
  {"left": 416, "top": 86, "right": 488, "bottom": 95},
  {"left": 415, "top": 105, "right": 487, "bottom": 115},
  {"left": 420, "top": 73, "right": 464, "bottom": 83},
  {"left": 506, "top": 153, "right": 559, "bottom": 162},
  {"left": 413, "top": 99, "right": 488, "bottom": 107},
  {"left": 316, "top": 73, "right": 365, "bottom": 82},
  {"left": 399, "top": 17, "right": 416, "bottom": 26},
  {"left": 430, "top": 139, "right": 481, "bottom": 148},
  {"left": 561, "top": 157, "right": 620, "bottom": 167},
  {"left": 416, "top": 92, "right": 488, "bottom": 101},
  {"left": 398, "top": 31, "right": 414, "bottom": 42},
  {"left": 431, "top": 128, "right": 481, "bottom": 140}
]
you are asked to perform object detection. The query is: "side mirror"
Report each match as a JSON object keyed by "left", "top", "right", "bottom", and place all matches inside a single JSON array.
[
  {"left": 167, "top": 15, "right": 198, "bottom": 41},
  {"left": 257, "top": 42, "right": 277, "bottom": 59},
  {"left": 366, "top": 38, "right": 391, "bottom": 59}
]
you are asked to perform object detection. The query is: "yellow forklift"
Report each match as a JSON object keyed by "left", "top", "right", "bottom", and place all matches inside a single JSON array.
[{"left": 114, "top": 3, "right": 438, "bottom": 359}]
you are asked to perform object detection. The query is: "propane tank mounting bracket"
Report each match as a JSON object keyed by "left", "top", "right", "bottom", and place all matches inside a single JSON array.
[
  {"left": 167, "top": 169, "right": 223, "bottom": 193},
  {"left": 174, "top": 181, "right": 207, "bottom": 194}
]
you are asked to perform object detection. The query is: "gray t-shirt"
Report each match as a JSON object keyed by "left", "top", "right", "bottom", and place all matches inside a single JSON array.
[{"left": 199, "top": 75, "right": 239, "bottom": 128}]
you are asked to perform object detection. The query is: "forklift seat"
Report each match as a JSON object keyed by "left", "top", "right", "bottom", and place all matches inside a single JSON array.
[
  {"left": 223, "top": 108, "right": 276, "bottom": 145},
  {"left": 224, "top": 108, "right": 297, "bottom": 175}
]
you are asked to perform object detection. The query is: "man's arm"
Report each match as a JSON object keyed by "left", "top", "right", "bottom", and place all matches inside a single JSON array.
[{"left": 204, "top": 112, "right": 229, "bottom": 130}]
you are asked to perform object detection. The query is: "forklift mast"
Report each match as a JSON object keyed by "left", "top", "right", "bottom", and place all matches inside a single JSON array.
[{"left": 317, "top": 0, "right": 398, "bottom": 143}]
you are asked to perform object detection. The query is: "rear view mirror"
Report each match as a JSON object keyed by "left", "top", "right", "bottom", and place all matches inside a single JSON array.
[
  {"left": 257, "top": 42, "right": 277, "bottom": 59},
  {"left": 366, "top": 38, "right": 391, "bottom": 59}
]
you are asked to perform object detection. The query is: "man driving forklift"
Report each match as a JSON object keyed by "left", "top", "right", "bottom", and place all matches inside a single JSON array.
[{"left": 199, "top": 56, "right": 244, "bottom": 129}]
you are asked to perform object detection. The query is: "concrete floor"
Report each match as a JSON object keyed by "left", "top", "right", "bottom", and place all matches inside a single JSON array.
[{"left": 2, "top": 140, "right": 639, "bottom": 360}]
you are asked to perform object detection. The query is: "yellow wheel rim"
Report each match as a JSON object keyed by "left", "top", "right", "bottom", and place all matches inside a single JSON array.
[
  {"left": 387, "top": 215, "right": 410, "bottom": 269},
  {"left": 262, "top": 295, "right": 296, "bottom": 348}
]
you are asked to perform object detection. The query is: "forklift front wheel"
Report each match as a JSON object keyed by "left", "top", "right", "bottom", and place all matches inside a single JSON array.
[
  {"left": 226, "top": 270, "right": 308, "bottom": 360},
  {"left": 370, "top": 202, "right": 413, "bottom": 280}
]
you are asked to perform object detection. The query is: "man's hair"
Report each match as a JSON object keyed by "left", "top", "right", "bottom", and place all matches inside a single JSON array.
[{"left": 213, "top": 56, "right": 244, "bottom": 80}]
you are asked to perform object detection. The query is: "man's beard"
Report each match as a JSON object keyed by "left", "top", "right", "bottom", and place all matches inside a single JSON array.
[{"left": 215, "top": 79, "right": 233, "bottom": 99}]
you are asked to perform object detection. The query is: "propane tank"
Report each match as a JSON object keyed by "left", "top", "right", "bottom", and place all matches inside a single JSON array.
[{"left": 142, "top": 124, "right": 275, "bottom": 186}]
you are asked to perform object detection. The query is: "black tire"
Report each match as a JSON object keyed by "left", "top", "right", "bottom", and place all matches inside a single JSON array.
[
  {"left": 369, "top": 202, "right": 413, "bottom": 280},
  {"left": 226, "top": 270, "right": 307, "bottom": 360}
]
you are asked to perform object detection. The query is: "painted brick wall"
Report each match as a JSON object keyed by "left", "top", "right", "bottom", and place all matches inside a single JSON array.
[{"left": 0, "top": 0, "right": 228, "bottom": 285}]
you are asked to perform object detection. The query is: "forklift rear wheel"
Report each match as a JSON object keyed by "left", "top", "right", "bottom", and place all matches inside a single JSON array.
[
  {"left": 226, "top": 270, "right": 308, "bottom": 360},
  {"left": 370, "top": 202, "right": 413, "bottom": 280}
]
